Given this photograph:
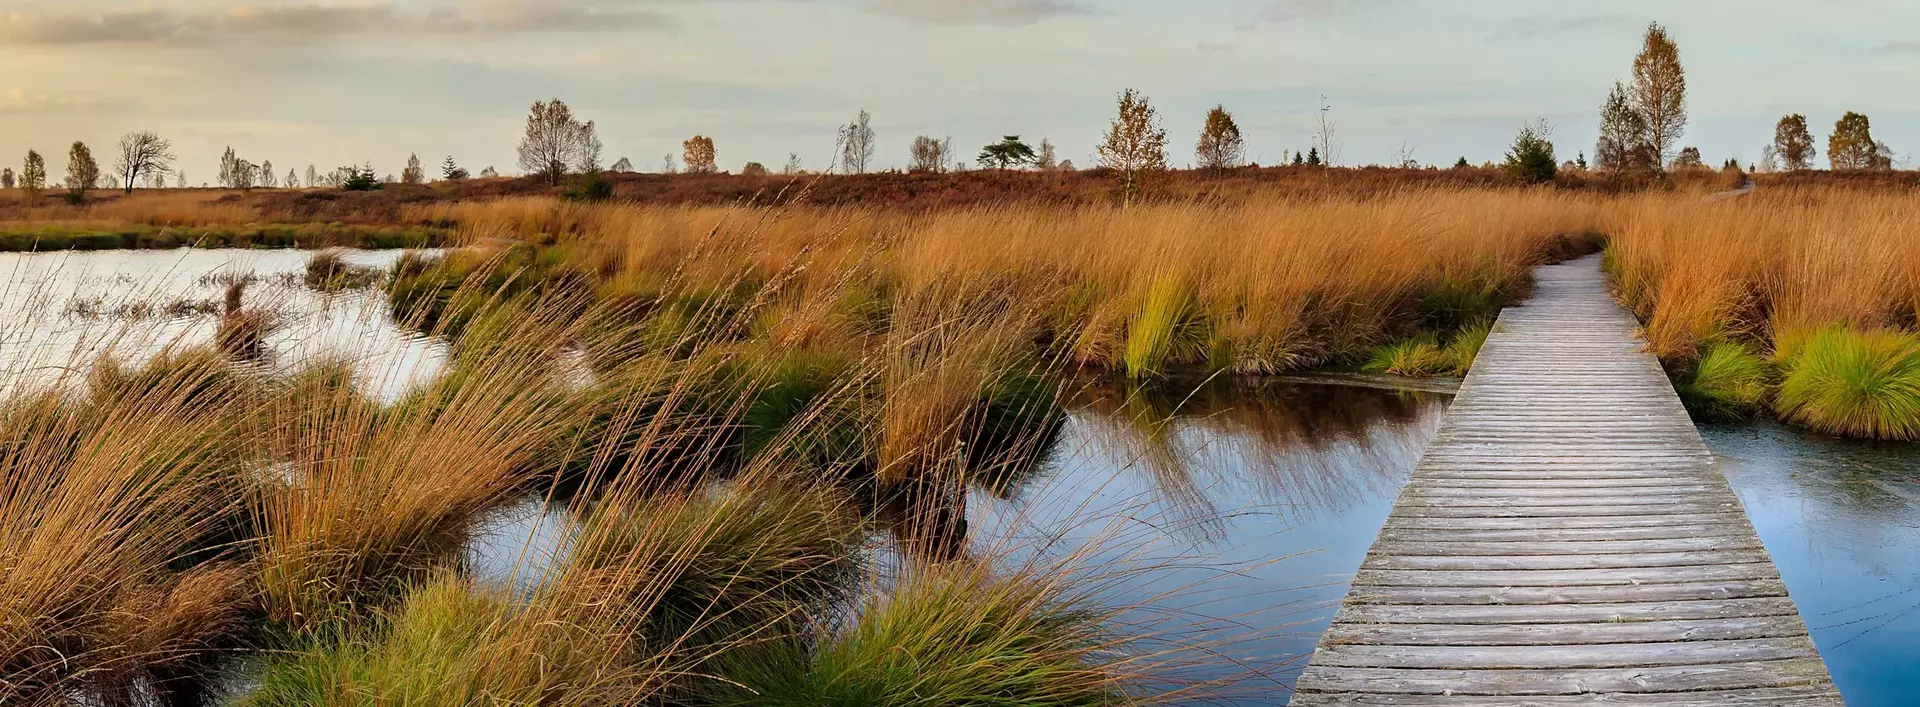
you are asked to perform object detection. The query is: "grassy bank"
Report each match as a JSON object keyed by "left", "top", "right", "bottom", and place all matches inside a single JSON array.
[
  {"left": 384, "top": 191, "right": 1605, "bottom": 379},
  {"left": 0, "top": 223, "right": 448, "bottom": 252},
  {"left": 1606, "top": 187, "right": 1920, "bottom": 439}
]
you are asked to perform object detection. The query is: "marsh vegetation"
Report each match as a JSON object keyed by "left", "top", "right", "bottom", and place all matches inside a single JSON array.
[{"left": 2, "top": 175, "right": 1919, "bottom": 705}]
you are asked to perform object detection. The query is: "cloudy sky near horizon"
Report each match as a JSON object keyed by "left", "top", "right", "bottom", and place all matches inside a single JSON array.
[{"left": 3, "top": 0, "right": 1916, "bottom": 181}]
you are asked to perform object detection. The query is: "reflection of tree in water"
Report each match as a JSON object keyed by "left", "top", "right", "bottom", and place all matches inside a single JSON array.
[{"left": 1073, "top": 377, "right": 1444, "bottom": 538}]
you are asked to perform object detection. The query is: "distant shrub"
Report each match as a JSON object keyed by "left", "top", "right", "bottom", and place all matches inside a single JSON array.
[
  {"left": 1502, "top": 120, "right": 1558, "bottom": 185},
  {"left": 561, "top": 169, "right": 615, "bottom": 202},
  {"left": 342, "top": 165, "right": 381, "bottom": 192}
]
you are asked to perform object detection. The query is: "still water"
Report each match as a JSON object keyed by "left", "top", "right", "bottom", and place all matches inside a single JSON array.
[
  {"left": 1705, "top": 423, "right": 1920, "bottom": 706},
  {"left": 0, "top": 248, "right": 443, "bottom": 401},
  {"left": 5, "top": 249, "right": 1916, "bottom": 703}
]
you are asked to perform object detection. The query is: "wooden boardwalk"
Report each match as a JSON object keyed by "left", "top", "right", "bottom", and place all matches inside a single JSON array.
[{"left": 1290, "top": 255, "right": 1841, "bottom": 705}]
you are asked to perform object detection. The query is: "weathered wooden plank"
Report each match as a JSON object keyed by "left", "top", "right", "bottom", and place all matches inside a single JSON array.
[
  {"left": 1415, "top": 479, "right": 1721, "bottom": 490},
  {"left": 1288, "top": 685, "right": 1844, "bottom": 706},
  {"left": 1292, "top": 256, "right": 1833, "bottom": 705},
  {"left": 1370, "top": 537, "right": 1760, "bottom": 556},
  {"left": 1343, "top": 580, "right": 1792, "bottom": 606},
  {"left": 1396, "top": 491, "right": 1738, "bottom": 506},
  {"left": 1381, "top": 513, "right": 1753, "bottom": 531},
  {"left": 1333, "top": 597, "right": 1802, "bottom": 625},
  {"left": 1320, "top": 616, "right": 1808, "bottom": 646},
  {"left": 1388, "top": 503, "right": 1740, "bottom": 518},
  {"left": 1295, "top": 658, "right": 1835, "bottom": 696},
  {"left": 1377, "top": 526, "right": 1753, "bottom": 543},
  {"left": 1363, "top": 549, "right": 1773, "bottom": 572},
  {"left": 1352, "top": 563, "right": 1782, "bottom": 587},
  {"left": 1311, "top": 636, "right": 1819, "bottom": 670}
]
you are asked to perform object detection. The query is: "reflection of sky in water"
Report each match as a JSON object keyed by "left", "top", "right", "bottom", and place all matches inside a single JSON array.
[
  {"left": 967, "top": 382, "right": 1445, "bottom": 701},
  {"left": 0, "top": 249, "right": 446, "bottom": 402},
  {"left": 1705, "top": 422, "right": 1920, "bottom": 707}
]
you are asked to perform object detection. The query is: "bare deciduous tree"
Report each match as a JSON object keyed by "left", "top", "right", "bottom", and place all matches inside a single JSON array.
[
  {"left": 662, "top": 154, "right": 679, "bottom": 175},
  {"left": 1631, "top": 22, "right": 1687, "bottom": 168},
  {"left": 610, "top": 157, "right": 633, "bottom": 173},
  {"left": 260, "top": 160, "right": 276, "bottom": 188},
  {"left": 1314, "top": 96, "right": 1339, "bottom": 166},
  {"left": 1, "top": 168, "right": 13, "bottom": 189},
  {"left": 306, "top": 165, "right": 320, "bottom": 189},
  {"left": 516, "top": 99, "right": 599, "bottom": 184},
  {"left": 838, "top": 110, "right": 876, "bottom": 174},
  {"left": 683, "top": 136, "right": 717, "bottom": 174},
  {"left": 1195, "top": 104, "right": 1246, "bottom": 171},
  {"left": 1772, "top": 114, "right": 1816, "bottom": 171},
  {"left": 479, "top": 166, "right": 499, "bottom": 179},
  {"left": 286, "top": 168, "right": 299, "bottom": 188},
  {"left": 1096, "top": 88, "right": 1168, "bottom": 204},
  {"left": 578, "top": 122, "right": 602, "bottom": 172},
  {"left": 113, "top": 131, "right": 175, "bottom": 194},
  {"left": 909, "top": 135, "right": 950, "bottom": 173},
  {"left": 782, "top": 153, "right": 803, "bottom": 175},
  {"left": 1595, "top": 82, "right": 1654, "bottom": 173},
  {"left": 1037, "top": 138, "right": 1057, "bottom": 170}
]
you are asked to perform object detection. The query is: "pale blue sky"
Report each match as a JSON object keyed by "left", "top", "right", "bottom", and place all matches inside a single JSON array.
[{"left": 3, "top": 0, "right": 1916, "bottom": 179}]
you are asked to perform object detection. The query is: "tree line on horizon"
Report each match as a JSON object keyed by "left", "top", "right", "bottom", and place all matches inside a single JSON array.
[
  {"left": 2, "top": 21, "right": 1908, "bottom": 201},
  {"left": 1499, "top": 22, "right": 1901, "bottom": 186}
]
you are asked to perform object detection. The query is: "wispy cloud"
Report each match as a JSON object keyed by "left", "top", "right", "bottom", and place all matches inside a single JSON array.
[
  {"left": 0, "top": 87, "right": 123, "bottom": 116},
  {"left": 868, "top": 0, "right": 1095, "bottom": 26},
  {"left": 0, "top": 1, "right": 677, "bottom": 45},
  {"left": 1491, "top": 15, "right": 1639, "bottom": 41},
  {"left": 1261, "top": 0, "right": 1402, "bottom": 23}
]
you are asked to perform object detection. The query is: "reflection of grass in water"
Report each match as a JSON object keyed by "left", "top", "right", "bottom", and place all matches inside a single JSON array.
[
  {"left": 1069, "top": 380, "right": 1227, "bottom": 545},
  {"left": 1076, "top": 377, "right": 1440, "bottom": 534}
]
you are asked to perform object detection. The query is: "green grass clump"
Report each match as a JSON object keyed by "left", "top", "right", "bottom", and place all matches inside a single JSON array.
[
  {"left": 1775, "top": 326, "right": 1920, "bottom": 440},
  {"left": 1676, "top": 340, "right": 1774, "bottom": 420},
  {"left": 1363, "top": 334, "right": 1447, "bottom": 376},
  {"left": 1123, "top": 277, "right": 1206, "bottom": 378},
  {"left": 1443, "top": 321, "right": 1493, "bottom": 376},
  {"left": 706, "top": 563, "right": 1126, "bottom": 706},
  {"left": 240, "top": 577, "right": 646, "bottom": 707}
]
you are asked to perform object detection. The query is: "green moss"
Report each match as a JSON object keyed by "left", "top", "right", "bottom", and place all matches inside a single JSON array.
[{"left": 1775, "top": 326, "right": 1920, "bottom": 440}]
